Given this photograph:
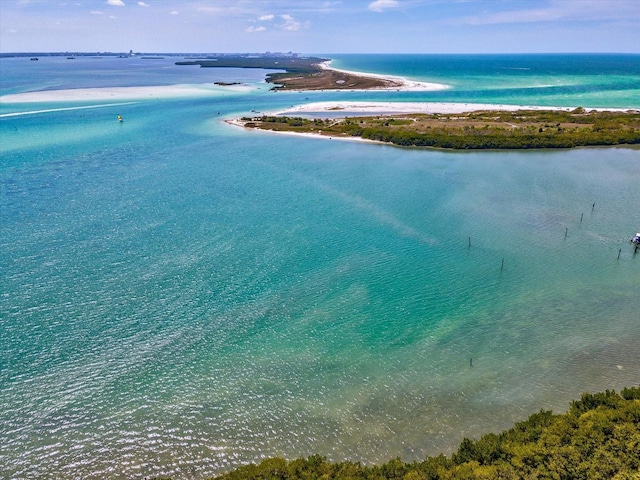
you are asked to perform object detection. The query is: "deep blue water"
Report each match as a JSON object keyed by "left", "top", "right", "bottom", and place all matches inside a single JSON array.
[{"left": 1, "top": 54, "right": 639, "bottom": 479}]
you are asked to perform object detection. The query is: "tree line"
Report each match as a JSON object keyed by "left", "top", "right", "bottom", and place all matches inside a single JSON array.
[{"left": 244, "top": 109, "right": 640, "bottom": 150}]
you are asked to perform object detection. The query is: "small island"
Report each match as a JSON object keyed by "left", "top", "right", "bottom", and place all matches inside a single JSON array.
[{"left": 236, "top": 108, "right": 640, "bottom": 150}]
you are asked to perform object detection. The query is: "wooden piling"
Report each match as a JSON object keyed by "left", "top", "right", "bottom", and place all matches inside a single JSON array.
[
  {"left": 618, "top": 248, "right": 622, "bottom": 260},
  {"left": 580, "top": 212, "right": 584, "bottom": 223},
  {"left": 501, "top": 258, "right": 504, "bottom": 271}
]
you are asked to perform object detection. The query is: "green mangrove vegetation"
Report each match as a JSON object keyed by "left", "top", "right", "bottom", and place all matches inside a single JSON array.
[
  {"left": 241, "top": 108, "right": 640, "bottom": 149},
  {"left": 207, "top": 387, "right": 640, "bottom": 479}
]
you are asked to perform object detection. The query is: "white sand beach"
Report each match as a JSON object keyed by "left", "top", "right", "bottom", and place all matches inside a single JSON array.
[
  {"left": 225, "top": 118, "right": 379, "bottom": 145},
  {"left": 0, "top": 83, "right": 251, "bottom": 104},
  {"left": 273, "top": 100, "right": 632, "bottom": 116},
  {"left": 319, "top": 60, "right": 449, "bottom": 92}
]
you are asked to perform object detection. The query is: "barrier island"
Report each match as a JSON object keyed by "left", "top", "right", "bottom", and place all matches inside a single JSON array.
[
  {"left": 176, "top": 55, "right": 406, "bottom": 90},
  {"left": 238, "top": 108, "right": 640, "bottom": 150}
]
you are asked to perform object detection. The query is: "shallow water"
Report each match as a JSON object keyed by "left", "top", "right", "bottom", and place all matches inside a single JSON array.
[
  {"left": 1, "top": 54, "right": 639, "bottom": 479},
  {"left": 329, "top": 53, "right": 640, "bottom": 108}
]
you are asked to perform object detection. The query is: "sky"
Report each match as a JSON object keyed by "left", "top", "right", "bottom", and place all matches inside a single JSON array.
[{"left": 1, "top": 0, "right": 640, "bottom": 54}]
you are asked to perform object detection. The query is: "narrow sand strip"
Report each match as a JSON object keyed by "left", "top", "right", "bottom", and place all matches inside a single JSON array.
[
  {"left": 0, "top": 83, "right": 252, "bottom": 104},
  {"left": 319, "top": 61, "right": 449, "bottom": 92},
  {"left": 273, "top": 101, "right": 632, "bottom": 116}
]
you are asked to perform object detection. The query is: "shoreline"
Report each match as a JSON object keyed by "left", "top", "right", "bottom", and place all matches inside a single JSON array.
[
  {"left": 315, "top": 60, "right": 449, "bottom": 92},
  {"left": 230, "top": 102, "right": 640, "bottom": 150},
  {"left": 225, "top": 117, "right": 380, "bottom": 145},
  {"left": 230, "top": 123, "right": 640, "bottom": 151},
  {"left": 272, "top": 100, "right": 636, "bottom": 116}
]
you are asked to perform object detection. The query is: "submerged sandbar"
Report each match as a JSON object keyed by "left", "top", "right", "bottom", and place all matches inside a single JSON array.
[{"left": 0, "top": 83, "right": 250, "bottom": 104}]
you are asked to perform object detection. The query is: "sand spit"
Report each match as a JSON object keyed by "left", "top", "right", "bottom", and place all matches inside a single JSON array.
[{"left": 318, "top": 61, "right": 449, "bottom": 92}]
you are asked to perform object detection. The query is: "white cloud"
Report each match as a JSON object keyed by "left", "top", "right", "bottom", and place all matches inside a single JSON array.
[
  {"left": 464, "top": 7, "right": 562, "bottom": 25},
  {"left": 259, "top": 14, "right": 274, "bottom": 21},
  {"left": 463, "top": 0, "right": 640, "bottom": 26},
  {"left": 280, "top": 14, "right": 303, "bottom": 31},
  {"left": 91, "top": 10, "right": 104, "bottom": 15},
  {"left": 106, "top": 0, "right": 125, "bottom": 6},
  {"left": 368, "top": 0, "right": 399, "bottom": 13},
  {"left": 196, "top": 5, "right": 256, "bottom": 17},
  {"left": 137, "top": 1, "right": 149, "bottom": 6},
  {"left": 170, "top": 10, "right": 179, "bottom": 15},
  {"left": 246, "top": 25, "right": 267, "bottom": 32}
]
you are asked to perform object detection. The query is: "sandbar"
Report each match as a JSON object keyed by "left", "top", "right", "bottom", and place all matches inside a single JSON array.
[
  {"left": 0, "top": 83, "right": 251, "bottom": 104},
  {"left": 272, "top": 101, "right": 632, "bottom": 116}
]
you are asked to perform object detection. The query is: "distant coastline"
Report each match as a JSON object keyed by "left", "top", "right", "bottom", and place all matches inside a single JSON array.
[{"left": 176, "top": 54, "right": 448, "bottom": 92}]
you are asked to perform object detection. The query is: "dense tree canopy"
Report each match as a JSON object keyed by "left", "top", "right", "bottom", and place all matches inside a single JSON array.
[{"left": 242, "top": 109, "right": 640, "bottom": 150}]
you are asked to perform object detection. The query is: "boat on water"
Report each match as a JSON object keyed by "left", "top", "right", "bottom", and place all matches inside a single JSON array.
[
  {"left": 631, "top": 232, "right": 640, "bottom": 245},
  {"left": 30, "top": 57, "right": 39, "bottom": 61}
]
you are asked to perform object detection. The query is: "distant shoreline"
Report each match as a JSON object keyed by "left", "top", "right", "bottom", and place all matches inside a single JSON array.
[
  {"left": 175, "top": 54, "right": 449, "bottom": 92},
  {"left": 269, "top": 59, "right": 448, "bottom": 92},
  {"left": 316, "top": 60, "right": 448, "bottom": 92}
]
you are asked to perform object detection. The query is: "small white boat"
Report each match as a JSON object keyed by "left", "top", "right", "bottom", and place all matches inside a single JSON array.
[{"left": 632, "top": 232, "right": 640, "bottom": 245}]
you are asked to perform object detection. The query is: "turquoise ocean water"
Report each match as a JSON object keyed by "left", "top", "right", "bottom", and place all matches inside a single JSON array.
[{"left": 1, "top": 54, "right": 639, "bottom": 479}]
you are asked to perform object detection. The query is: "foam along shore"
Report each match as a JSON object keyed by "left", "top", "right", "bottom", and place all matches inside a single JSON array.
[
  {"left": 0, "top": 83, "right": 252, "bottom": 104},
  {"left": 272, "top": 100, "right": 634, "bottom": 116},
  {"left": 318, "top": 61, "right": 449, "bottom": 92}
]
